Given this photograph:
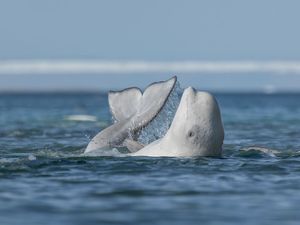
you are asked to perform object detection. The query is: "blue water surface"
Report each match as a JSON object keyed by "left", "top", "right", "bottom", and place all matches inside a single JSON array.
[{"left": 0, "top": 92, "right": 300, "bottom": 225}]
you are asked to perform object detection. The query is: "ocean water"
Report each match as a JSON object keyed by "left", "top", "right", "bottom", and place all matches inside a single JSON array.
[{"left": 1, "top": 92, "right": 300, "bottom": 225}]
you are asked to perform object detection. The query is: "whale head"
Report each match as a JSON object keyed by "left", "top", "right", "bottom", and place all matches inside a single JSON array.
[{"left": 164, "top": 87, "right": 224, "bottom": 157}]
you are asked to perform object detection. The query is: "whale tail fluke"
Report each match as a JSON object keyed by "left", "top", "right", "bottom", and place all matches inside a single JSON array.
[
  {"left": 85, "top": 76, "right": 177, "bottom": 154},
  {"left": 108, "top": 76, "right": 177, "bottom": 129},
  {"left": 109, "top": 87, "right": 142, "bottom": 121}
]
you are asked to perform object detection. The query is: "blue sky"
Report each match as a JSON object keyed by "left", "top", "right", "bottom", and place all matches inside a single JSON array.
[{"left": 1, "top": 0, "right": 300, "bottom": 91}]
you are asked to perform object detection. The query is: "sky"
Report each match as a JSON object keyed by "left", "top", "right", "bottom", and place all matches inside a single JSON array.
[{"left": 1, "top": 0, "right": 300, "bottom": 91}]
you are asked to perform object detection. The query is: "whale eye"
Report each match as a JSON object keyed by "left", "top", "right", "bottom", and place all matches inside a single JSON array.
[{"left": 188, "top": 131, "right": 195, "bottom": 138}]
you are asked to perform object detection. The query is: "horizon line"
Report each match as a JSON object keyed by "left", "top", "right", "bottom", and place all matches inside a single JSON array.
[{"left": 1, "top": 60, "right": 300, "bottom": 74}]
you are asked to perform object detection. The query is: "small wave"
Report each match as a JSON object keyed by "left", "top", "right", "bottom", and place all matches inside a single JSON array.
[
  {"left": 64, "top": 115, "right": 97, "bottom": 122},
  {"left": 237, "top": 146, "right": 300, "bottom": 159},
  {"left": 239, "top": 146, "right": 280, "bottom": 158},
  {"left": 82, "top": 148, "right": 125, "bottom": 157}
]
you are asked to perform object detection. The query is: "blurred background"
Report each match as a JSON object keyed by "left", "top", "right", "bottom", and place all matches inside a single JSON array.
[{"left": 1, "top": 0, "right": 300, "bottom": 92}]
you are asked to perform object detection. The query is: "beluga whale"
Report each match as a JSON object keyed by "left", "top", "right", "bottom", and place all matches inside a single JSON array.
[
  {"left": 132, "top": 87, "right": 224, "bottom": 157},
  {"left": 85, "top": 76, "right": 178, "bottom": 153}
]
